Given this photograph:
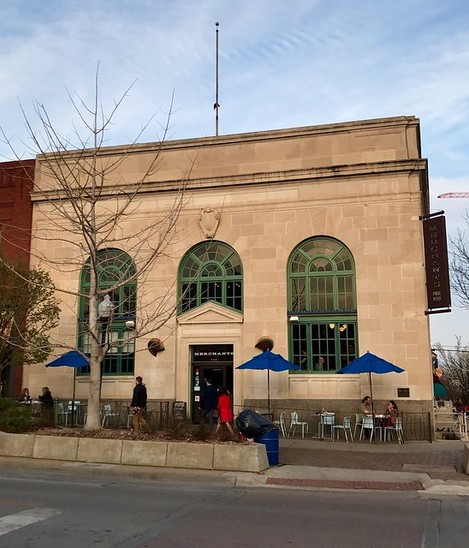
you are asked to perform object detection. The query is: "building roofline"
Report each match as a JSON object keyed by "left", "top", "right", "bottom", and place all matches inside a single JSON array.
[{"left": 36, "top": 116, "right": 420, "bottom": 160}]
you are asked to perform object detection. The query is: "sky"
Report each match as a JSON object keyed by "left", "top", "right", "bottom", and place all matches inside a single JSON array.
[{"left": 0, "top": 0, "right": 468, "bottom": 348}]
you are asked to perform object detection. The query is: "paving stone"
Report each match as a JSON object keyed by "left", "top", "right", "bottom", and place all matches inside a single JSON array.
[{"left": 266, "top": 477, "right": 423, "bottom": 491}]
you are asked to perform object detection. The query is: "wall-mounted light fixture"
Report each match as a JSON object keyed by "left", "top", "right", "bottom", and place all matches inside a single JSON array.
[
  {"left": 289, "top": 315, "right": 300, "bottom": 322},
  {"left": 125, "top": 320, "right": 135, "bottom": 329}
]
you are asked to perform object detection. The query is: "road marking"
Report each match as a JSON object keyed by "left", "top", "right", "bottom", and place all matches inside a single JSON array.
[{"left": 0, "top": 508, "right": 61, "bottom": 536}]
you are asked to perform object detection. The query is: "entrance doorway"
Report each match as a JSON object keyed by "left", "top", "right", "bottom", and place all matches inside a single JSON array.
[{"left": 191, "top": 344, "right": 233, "bottom": 423}]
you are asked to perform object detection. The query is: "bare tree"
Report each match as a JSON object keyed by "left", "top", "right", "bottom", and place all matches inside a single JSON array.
[
  {"left": 450, "top": 215, "right": 469, "bottom": 307},
  {"left": 1, "top": 72, "right": 193, "bottom": 429},
  {"left": 434, "top": 339, "right": 469, "bottom": 404}
]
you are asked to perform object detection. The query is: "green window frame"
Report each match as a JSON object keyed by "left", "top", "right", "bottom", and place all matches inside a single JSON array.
[
  {"left": 288, "top": 237, "right": 358, "bottom": 373},
  {"left": 78, "top": 248, "right": 136, "bottom": 376},
  {"left": 178, "top": 241, "right": 243, "bottom": 314}
]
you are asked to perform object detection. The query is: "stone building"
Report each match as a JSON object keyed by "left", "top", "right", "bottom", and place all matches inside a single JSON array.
[{"left": 24, "top": 116, "right": 433, "bottom": 419}]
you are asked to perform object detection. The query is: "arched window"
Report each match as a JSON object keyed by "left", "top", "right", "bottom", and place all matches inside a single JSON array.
[
  {"left": 78, "top": 249, "right": 136, "bottom": 376},
  {"left": 179, "top": 241, "right": 243, "bottom": 313},
  {"left": 288, "top": 237, "right": 357, "bottom": 373}
]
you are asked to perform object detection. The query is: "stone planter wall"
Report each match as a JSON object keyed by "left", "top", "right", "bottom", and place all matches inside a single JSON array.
[{"left": 0, "top": 432, "right": 269, "bottom": 473}]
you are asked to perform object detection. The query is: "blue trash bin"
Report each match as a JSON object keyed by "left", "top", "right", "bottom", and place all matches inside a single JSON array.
[{"left": 254, "top": 428, "right": 279, "bottom": 466}]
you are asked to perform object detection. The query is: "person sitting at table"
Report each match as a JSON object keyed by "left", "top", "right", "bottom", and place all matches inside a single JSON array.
[
  {"left": 18, "top": 388, "right": 31, "bottom": 404},
  {"left": 38, "top": 386, "right": 54, "bottom": 407},
  {"left": 360, "top": 396, "right": 372, "bottom": 415},
  {"left": 384, "top": 400, "right": 399, "bottom": 427},
  {"left": 314, "top": 356, "right": 326, "bottom": 372}
]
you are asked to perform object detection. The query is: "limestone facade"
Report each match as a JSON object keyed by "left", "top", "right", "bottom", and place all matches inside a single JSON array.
[{"left": 24, "top": 116, "right": 433, "bottom": 416}]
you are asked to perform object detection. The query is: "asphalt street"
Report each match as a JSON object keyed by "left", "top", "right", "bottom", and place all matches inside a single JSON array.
[{"left": 1, "top": 466, "right": 469, "bottom": 547}]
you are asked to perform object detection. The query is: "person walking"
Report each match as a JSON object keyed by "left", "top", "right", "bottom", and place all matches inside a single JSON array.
[
  {"left": 131, "top": 376, "right": 149, "bottom": 432},
  {"left": 38, "top": 386, "right": 54, "bottom": 425},
  {"left": 215, "top": 387, "right": 234, "bottom": 436},
  {"left": 200, "top": 378, "right": 218, "bottom": 425}
]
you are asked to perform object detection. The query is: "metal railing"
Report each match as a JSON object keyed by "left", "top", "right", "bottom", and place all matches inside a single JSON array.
[{"left": 233, "top": 404, "right": 433, "bottom": 442}]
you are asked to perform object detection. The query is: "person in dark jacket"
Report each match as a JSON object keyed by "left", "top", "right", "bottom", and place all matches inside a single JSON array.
[
  {"left": 38, "top": 386, "right": 54, "bottom": 407},
  {"left": 200, "top": 378, "right": 218, "bottom": 425},
  {"left": 131, "top": 376, "right": 149, "bottom": 432},
  {"left": 38, "top": 386, "right": 54, "bottom": 425}
]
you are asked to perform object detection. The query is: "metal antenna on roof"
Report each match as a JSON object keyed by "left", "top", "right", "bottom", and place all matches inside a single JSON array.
[{"left": 214, "top": 22, "right": 220, "bottom": 136}]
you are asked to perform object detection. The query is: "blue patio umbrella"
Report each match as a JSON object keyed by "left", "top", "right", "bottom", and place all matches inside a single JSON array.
[
  {"left": 46, "top": 350, "right": 89, "bottom": 425},
  {"left": 337, "top": 351, "right": 404, "bottom": 414},
  {"left": 236, "top": 350, "right": 300, "bottom": 412},
  {"left": 46, "top": 350, "right": 89, "bottom": 369},
  {"left": 433, "top": 382, "right": 448, "bottom": 398}
]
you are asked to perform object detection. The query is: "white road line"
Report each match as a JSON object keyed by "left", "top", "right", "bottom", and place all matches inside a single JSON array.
[{"left": 0, "top": 508, "right": 61, "bottom": 536}]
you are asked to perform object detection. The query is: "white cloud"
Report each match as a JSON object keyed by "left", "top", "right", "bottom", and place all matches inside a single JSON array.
[{"left": 1, "top": 0, "right": 469, "bottom": 342}]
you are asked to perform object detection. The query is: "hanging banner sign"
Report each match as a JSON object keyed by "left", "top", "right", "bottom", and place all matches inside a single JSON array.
[{"left": 422, "top": 214, "right": 451, "bottom": 313}]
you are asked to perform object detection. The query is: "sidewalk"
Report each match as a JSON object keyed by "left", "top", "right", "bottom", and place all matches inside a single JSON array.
[
  {"left": 1, "top": 434, "right": 468, "bottom": 496},
  {"left": 243, "top": 437, "right": 469, "bottom": 496}
]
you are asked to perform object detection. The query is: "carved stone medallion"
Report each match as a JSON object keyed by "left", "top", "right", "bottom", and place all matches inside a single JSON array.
[{"left": 198, "top": 207, "right": 220, "bottom": 239}]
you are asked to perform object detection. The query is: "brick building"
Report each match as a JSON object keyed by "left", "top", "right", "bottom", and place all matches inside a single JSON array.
[{"left": 0, "top": 159, "right": 35, "bottom": 395}]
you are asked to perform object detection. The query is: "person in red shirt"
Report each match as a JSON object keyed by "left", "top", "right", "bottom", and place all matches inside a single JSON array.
[{"left": 215, "top": 387, "right": 234, "bottom": 436}]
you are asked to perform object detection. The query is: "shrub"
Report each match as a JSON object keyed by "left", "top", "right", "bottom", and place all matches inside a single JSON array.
[
  {"left": 162, "top": 417, "right": 192, "bottom": 440},
  {"left": 0, "top": 398, "right": 33, "bottom": 433},
  {"left": 191, "top": 423, "right": 212, "bottom": 441}
]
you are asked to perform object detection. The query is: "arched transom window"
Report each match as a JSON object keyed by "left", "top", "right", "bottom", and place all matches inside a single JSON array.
[
  {"left": 288, "top": 237, "right": 357, "bottom": 373},
  {"left": 179, "top": 241, "right": 243, "bottom": 313}
]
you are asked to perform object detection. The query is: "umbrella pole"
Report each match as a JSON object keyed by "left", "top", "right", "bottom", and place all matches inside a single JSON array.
[
  {"left": 72, "top": 367, "right": 76, "bottom": 427},
  {"left": 267, "top": 369, "right": 271, "bottom": 413},
  {"left": 369, "top": 371, "right": 375, "bottom": 419}
]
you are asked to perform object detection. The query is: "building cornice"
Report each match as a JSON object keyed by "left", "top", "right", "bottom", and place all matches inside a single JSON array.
[{"left": 30, "top": 158, "right": 428, "bottom": 202}]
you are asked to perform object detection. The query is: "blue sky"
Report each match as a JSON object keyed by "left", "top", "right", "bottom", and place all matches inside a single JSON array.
[{"left": 1, "top": 0, "right": 468, "bottom": 347}]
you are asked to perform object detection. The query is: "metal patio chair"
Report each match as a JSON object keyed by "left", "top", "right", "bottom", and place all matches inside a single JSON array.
[{"left": 333, "top": 416, "right": 354, "bottom": 442}]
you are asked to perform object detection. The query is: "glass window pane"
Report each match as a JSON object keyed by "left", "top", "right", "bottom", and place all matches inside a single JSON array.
[
  {"left": 201, "top": 264, "right": 223, "bottom": 277},
  {"left": 291, "top": 323, "right": 308, "bottom": 371},
  {"left": 290, "top": 278, "right": 306, "bottom": 311},
  {"left": 182, "top": 256, "right": 200, "bottom": 277},
  {"left": 289, "top": 238, "right": 357, "bottom": 374},
  {"left": 179, "top": 242, "right": 243, "bottom": 313},
  {"left": 310, "top": 258, "right": 333, "bottom": 272},
  {"left": 290, "top": 251, "right": 308, "bottom": 273},
  {"left": 78, "top": 249, "right": 136, "bottom": 376},
  {"left": 181, "top": 283, "right": 197, "bottom": 312}
]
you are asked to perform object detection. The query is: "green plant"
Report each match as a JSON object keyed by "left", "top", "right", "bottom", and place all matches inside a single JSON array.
[{"left": 0, "top": 398, "right": 33, "bottom": 433}]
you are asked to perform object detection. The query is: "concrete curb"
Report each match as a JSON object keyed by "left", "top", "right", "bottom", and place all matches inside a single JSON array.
[
  {"left": 263, "top": 465, "right": 429, "bottom": 483},
  {"left": 0, "top": 432, "right": 269, "bottom": 473},
  {"left": 462, "top": 443, "right": 469, "bottom": 474}
]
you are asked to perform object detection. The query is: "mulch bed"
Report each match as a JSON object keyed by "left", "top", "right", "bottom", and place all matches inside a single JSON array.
[{"left": 32, "top": 427, "right": 242, "bottom": 444}]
